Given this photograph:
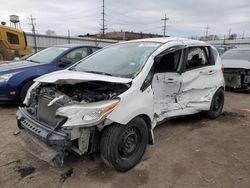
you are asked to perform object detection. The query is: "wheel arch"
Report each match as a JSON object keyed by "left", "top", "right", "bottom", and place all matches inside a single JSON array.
[
  {"left": 18, "top": 76, "right": 37, "bottom": 93},
  {"left": 105, "top": 114, "right": 154, "bottom": 145},
  {"left": 17, "top": 77, "right": 37, "bottom": 103},
  {"left": 137, "top": 114, "right": 154, "bottom": 145},
  {"left": 219, "top": 85, "right": 225, "bottom": 91}
]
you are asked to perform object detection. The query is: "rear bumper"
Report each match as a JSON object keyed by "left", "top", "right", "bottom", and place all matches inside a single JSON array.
[{"left": 16, "top": 107, "right": 71, "bottom": 165}]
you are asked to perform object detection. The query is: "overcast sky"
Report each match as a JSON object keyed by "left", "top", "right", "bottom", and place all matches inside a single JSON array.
[{"left": 1, "top": 0, "right": 250, "bottom": 38}]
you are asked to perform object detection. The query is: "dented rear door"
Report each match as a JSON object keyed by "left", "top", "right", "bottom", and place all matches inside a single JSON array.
[{"left": 176, "top": 46, "right": 219, "bottom": 113}]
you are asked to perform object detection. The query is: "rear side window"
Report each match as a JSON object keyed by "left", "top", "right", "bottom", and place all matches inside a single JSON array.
[
  {"left": 211, "top": 47, "right": 219, "bottom": 62},
  {"left": 185, "top": 47, "right": 210, "bottom": 70}
]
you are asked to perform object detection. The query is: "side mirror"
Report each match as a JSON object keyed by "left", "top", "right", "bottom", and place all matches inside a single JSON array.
[
  {"left": 58, "top": 58, "right": 71, "bottom": 67},
  {"left": 154, "top": 56, "right": 162, "bottom": 63}
]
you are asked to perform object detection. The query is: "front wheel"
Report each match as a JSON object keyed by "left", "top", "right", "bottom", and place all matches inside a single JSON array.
[
  {"left": 205, "top": 88, "right": 224, "bottom": 119},
  {"left": 100, "top": 117, "right": 148, "bottom": 172},
  {"left": 19, "top": 80, "right": 34, "bottom": 105}
]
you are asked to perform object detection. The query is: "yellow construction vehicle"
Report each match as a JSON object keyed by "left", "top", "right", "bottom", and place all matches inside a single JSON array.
[{"left": 0, "top": 24, "right": 32, "bottom": 61}]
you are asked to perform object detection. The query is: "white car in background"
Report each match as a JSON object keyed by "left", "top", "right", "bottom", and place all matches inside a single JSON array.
[
  {"left": 16, "top": 37, "right": 225, "bottom": 172},
  {"left": 221, "top": 48, "right": 250, "bottom": 90}
]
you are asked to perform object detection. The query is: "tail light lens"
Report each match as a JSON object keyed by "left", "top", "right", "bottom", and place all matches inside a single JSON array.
[{"left": 221, "top": 64, "right": 224, "bottom": 73}]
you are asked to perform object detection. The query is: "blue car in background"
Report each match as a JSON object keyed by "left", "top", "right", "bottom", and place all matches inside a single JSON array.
[{"left": 0, "top": 44, "right": 101, "bottom": 104}]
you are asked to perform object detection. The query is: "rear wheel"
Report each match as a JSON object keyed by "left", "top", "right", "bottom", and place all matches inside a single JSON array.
[
  {"left": 100, "top": 117, "right": 148, "bottom": 172},
  {"left": 205, "top": 88, "right": 224, "bottom": 119}
]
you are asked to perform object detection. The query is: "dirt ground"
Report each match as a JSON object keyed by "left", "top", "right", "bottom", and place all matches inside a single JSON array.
[{"left": 0, "top": 91, "right": 249, "bottom": 188}]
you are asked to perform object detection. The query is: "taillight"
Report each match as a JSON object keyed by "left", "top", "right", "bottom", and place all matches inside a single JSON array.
[{"left": 221, "top": 64, "right": 224, "bottom": 73}]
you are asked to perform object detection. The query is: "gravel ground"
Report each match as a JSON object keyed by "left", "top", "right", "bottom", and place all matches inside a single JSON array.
[{"left": 0, "top": 91, "right": 249, "bottom": 188}]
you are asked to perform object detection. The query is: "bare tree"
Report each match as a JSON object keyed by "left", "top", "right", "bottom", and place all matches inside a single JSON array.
[
  {"left": 45, "top": 29, "right": 56, "bottom": 36},
  {"left": 228, "top": 33, "right": 237, "bottom": 40}
]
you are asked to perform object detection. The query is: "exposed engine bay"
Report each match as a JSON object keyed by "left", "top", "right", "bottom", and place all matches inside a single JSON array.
[
  {"left": 224, "top": 68, "right": 250, "bottom": 90},
  {"left": 28, "top": 81, "right": 129, "bottom": 106},
  {"left": 26, "top": 81, "right": 130, "bottom": 126}
]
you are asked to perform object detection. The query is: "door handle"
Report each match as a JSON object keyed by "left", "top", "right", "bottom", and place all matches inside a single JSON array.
[
  {"left": 165, "top": 78, "right": 178, "bottom": 83},
  {"left": 200, "top": 70, "right": 216, "bottom": 75},
  {"left": 208, "top": 70, "right": 216, "bottom": 74}
]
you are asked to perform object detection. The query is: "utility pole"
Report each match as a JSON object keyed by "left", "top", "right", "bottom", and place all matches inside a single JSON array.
[
  {"left": 100, "top": 0, "right": 107, "bottom": 38},
  {"left": 228, "top": 28, "right": 231, "bottom": 39},
  {"left": 242, "top": 31, "right": 245, "bottom": 40},
  {"left": 161, "top": 14, "right": 169, "bottom": 36},
  {"left": 205, "top": 24, "right": 210, "bottom": 40},
  {"left": 28, "top": 14, "right": 37, "bottom": 53},
  {"left": 67, "top": 29, "right": 70, "bottom": 44}
]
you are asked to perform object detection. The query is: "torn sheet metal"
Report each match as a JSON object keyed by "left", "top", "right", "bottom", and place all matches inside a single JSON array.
[{"left": 152, "top": 65, "right": 223, "bottom": 122}]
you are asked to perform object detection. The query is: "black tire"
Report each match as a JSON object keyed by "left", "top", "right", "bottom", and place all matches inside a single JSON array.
[
  {"left": 19, "top": 80, "right": 34, "bottom": 104},
  {"left": 100, "top": 117, "right": 148, "bottom": 172},
  {"left": 205, "top": 88, "right": 224, "bottom": 119}
]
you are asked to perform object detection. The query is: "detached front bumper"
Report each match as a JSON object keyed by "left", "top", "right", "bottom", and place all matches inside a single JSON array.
[
  {"left": 17, "top": 130, "right": 60, "bottom": 165},
  {"left": 16, "top": 107, "right": 71, "bottom": 165}
]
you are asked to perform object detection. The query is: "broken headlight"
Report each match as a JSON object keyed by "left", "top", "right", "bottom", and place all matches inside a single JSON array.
[
  {"left": 56, "top": 99, "right": 119, "bottom": 128},
  {"left": 0, "top": 72, "right": 18, "bottom": 83}
]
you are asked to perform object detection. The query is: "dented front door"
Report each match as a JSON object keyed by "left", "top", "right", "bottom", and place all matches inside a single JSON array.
[
  {"left": 152, "top": 47, "right": 184, "bottom": 121},
  {"left": 152, "top": 72, "right": 182, "bottom": 121}
]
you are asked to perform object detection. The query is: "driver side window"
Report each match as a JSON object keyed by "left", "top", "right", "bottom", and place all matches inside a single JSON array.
[
  {"left": 155, "top": 49, "right": 182, "bottom": 73},
  {"left": 62, "top": 47, "right": 88, "bottom": 64}
]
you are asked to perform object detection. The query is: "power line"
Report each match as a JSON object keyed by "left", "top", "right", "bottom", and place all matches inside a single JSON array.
[
  {"left": 28, "top": 14, "right": 37, "bottom": 53},
  {"left": 161, "top": 14, "right": 169, "bottom": 36},
  {"left": 100, "top": 0, "right": 107, "bottom": 36},
  {"left": 106, "top": 18, "right": 160, "bottom": 27}
]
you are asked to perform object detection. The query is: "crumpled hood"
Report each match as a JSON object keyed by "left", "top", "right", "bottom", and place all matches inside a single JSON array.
[
  {"left": 0, "top": 60, "right": 39, "bottom": 73},
  {"left": 35, "top": 70, "right": 132, "bottom": 84},
  {"left": 222, "top": 59, "right": 250, "bottom": 69}
]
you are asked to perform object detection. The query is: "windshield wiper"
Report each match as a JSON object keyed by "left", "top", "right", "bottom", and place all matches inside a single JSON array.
[
  {"left": 84, "top": 70, "right": 113, "bottom": 76},
  {"left": 68, "top": 66, "right": 76, "bottom": 71},
  {"left": 27, "top": 59, "right": 39, "bottom": 63}
]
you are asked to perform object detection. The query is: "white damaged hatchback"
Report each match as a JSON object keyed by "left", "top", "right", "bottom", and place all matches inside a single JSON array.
[{"left": 16, "top": 37, "right": 225, "bottom": 171}]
